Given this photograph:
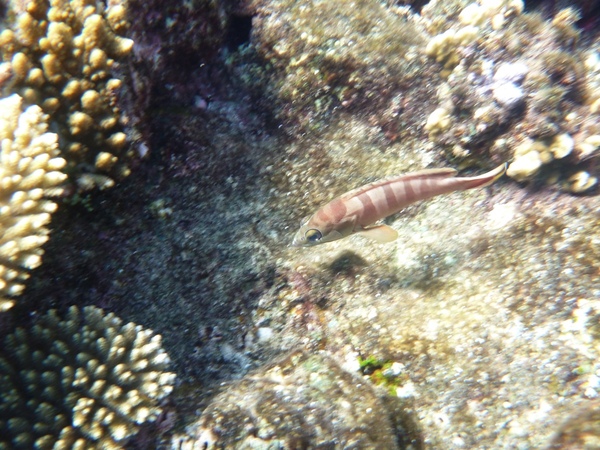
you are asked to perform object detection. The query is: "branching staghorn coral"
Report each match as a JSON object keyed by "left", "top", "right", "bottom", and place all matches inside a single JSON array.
[
  {"left": 0, "top": 93, "right": 66, "bottom": 312},
  {"left": 0, "top": 305, "right": 176, "bottom": 449},
  {"left": 0, "top": 0, "right": 136, "bottom": 190}
]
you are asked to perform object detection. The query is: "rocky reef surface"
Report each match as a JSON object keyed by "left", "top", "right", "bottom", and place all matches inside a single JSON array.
[{"left": 2, "top": 0, "right": 600, "bottom": 448}]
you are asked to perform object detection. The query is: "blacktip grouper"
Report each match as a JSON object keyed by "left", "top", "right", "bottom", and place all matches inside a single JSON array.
[{"left": 292, "top": 163, "right": 507, "bottom": 247}]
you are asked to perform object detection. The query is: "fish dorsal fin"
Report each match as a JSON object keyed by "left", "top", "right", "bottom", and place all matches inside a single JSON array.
[
  {"left": 392, "top": 168, "right": 458, "bottom": 180},
  {"left": 342, "top": 168, "right": 457, "bottom": 200},
  {"left": 358, "top": 224, "right": 399, "bottom": 243}
]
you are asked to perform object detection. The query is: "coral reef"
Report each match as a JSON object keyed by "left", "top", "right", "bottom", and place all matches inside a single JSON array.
[
  {"left": 0, "top": 305, "right": 175, "bottom": 449},
  {"left": 21, "top": 97, "right": 600, "bottom": 448},
  {"left": 0, "top": 0, "right": 135, "bottom": 190},
  {"left": 423, "top": 0, "right": 524, "bottom": 75},
  {"left": 5, "top": 0, "right": 600, "bottom": 449},
  {"left": 0, "top": 94, "right": 66, "bottom": 312},
  {"left": 423, "top": 0, "right": 599, "bottom": 192}
]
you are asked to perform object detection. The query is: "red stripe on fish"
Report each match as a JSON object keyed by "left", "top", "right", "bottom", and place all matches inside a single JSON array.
[{"left": 382, "top": 183, "right": 397, "bottom": 208}]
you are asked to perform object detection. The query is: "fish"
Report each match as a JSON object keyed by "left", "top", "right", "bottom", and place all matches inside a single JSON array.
[{"left": 291, "top": 163, "right": 507, "bottom": 247}]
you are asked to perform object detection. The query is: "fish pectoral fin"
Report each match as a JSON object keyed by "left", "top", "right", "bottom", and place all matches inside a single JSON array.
[{"left": 358, "top": 225, "right": 398, "bottom": 243}]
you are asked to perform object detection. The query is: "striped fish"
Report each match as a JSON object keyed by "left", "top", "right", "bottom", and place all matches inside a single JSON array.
[{"left": 291, "top": 163, "right": 507, "bottom": 247}]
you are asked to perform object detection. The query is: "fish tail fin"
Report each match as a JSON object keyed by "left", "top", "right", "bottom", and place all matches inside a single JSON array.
[{"left": 465, "top": 163, "right": 508, "bottom": 189}]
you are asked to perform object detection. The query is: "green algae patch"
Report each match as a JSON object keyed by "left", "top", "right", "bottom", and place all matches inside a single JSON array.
[{"left": 359, "top": 356, "right": 409, "bottom": 396}]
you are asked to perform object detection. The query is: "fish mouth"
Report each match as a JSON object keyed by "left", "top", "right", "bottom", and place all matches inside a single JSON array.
[{"left": 290, "top": 232, "right": 305, "bottom": 247}]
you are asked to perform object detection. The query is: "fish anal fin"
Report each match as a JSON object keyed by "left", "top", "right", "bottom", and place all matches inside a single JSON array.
[{"left": 359, "top": 224, "right": 398, "bottom": 243}]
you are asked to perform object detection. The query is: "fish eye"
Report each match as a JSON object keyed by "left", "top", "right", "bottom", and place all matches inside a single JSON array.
[{"left": 305, "top": 229, "right": 322, "bottom": 242}]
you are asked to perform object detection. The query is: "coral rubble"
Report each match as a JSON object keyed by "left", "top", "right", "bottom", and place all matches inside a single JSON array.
[{"left": 423, "top": 0, "right": 600, "bottom": 191}]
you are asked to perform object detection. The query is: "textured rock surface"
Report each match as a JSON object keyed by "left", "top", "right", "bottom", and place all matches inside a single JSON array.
[
  {"left": 237, "top": 0, "right": 429, "bottom": 137},
  {"left": 172, "top": 351, "right": 417, "bottom": 449},
  {"left": 422, "top": 0, "right": 600, "bottom": 192}
]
